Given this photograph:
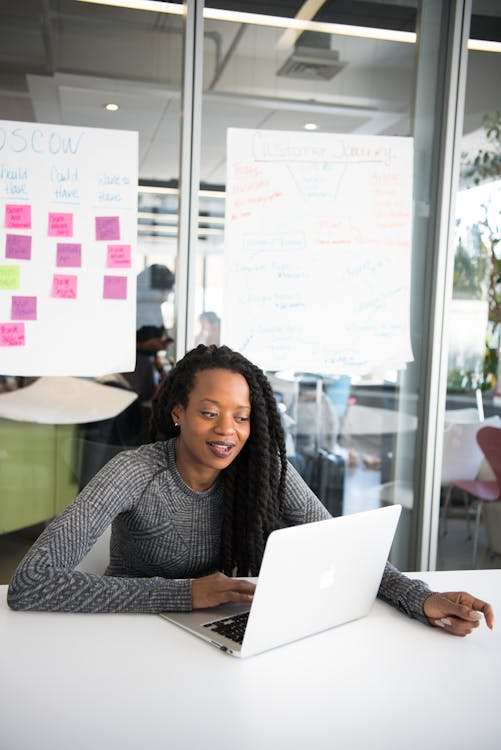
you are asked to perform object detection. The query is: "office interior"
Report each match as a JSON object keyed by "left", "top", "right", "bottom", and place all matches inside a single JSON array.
[{"left": 0, "top": 0, "right": 500, "bottom": 584}]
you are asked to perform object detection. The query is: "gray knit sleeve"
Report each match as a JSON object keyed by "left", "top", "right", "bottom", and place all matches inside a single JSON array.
[
  {"left": 7, "top": 449, "right": 193, "bottom": 614},
  {"left": 281, "top": 461, "right": 433, "bottom": 623}
]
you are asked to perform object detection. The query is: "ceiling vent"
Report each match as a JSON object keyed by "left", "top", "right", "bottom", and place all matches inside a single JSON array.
[{"left": 277, "top": 46, "right": 347, "bottom": 81}]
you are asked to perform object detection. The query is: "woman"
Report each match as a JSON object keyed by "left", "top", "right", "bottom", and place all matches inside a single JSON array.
[{"left": 8, "top": 345, "right": 493, "bottom": 636}]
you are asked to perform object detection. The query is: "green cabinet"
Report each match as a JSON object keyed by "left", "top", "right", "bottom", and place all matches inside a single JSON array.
[{"left": 0, "top": 419, "right": 80, "bottom": 534}]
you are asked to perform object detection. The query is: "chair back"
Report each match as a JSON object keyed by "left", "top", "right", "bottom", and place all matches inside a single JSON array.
[
  {"left": 476, "top": 426, "right": 501, "bottom": 493},
  {"left": 441, "top": 415, "right": 501, "bottom": 484}
]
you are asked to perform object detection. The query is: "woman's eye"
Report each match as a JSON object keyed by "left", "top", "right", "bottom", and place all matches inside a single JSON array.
[
  {"left": 236, "top": 416, "right": 250, "bottom": 423},
  {"left": 201, "top": 411, "right": 217, "bottom": 418}
]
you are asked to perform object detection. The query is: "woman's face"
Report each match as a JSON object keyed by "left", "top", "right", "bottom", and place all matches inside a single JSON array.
[{"left": 171, "top": 368, "right": 251, "bottom": 489}]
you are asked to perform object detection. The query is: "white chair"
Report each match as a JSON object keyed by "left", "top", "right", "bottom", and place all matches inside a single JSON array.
[
  {"left": 76, "top": 526, "right": 111, "bottom": 574},
  {"left": 441, "top": 415, "right": 501, "bottom": 536}
]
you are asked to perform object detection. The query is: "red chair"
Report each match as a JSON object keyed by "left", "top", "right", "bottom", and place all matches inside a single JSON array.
[{"left": 451, "top": 426, "right": 501, "bottom": 565}]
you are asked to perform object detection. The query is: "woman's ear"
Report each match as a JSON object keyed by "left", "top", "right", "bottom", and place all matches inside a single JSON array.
[{"left": 171, "top": 407, "right": 182, "bottom": 426}]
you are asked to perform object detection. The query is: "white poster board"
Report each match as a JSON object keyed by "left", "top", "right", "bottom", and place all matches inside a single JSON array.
[
  {"left": 0, "top": 120, "right": 138, "bottom": 376},
  {"left": 223, "top": 128, "right": 414, "bottom": 375}
]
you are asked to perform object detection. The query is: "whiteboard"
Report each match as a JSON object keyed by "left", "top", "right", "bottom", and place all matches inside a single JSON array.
[
  {"left": 0, "top": 120, "right": 138, "bottom": 376},
  {"left": 223, "top": 128, "right": 414, "bottom": 375}
]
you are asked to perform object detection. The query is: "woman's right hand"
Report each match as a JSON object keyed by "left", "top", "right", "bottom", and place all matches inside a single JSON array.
[{"left": 191, "top": 572, "right": 255, "bottom": 609}]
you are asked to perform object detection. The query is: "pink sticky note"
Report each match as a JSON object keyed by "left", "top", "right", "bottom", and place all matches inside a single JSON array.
[
  {"left": 5, "top": 234, "right": 32, "bottom": 260},
  {"left": 0, "top": 322, "right": 25, "bottom": 346},
  {"left": 56, "top": 243, "right": 82, "bottom": 267},
  {"left": 103, "top": 275, "right": 127, "bottom": 300},
  {"left": 5, "top": 204, "right": 31, "bottom": 229},
  {"left": 106, "top": 244, "right": 131, "bottom": 268},
  {"left": 51, "top": 274, "right": 78, "bottom": 299},
  {"left": 95, "top": 216, "right": 120, "bottom": 241},
  {"left": 11, "top": 296, "right": 37, "bottom": 321},
  {"left": 48, "top": 212, "right": 73, "bottom": 237}
]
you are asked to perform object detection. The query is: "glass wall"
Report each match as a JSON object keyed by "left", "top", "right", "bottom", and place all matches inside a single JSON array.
[
  {"left": 0, "top": 0, "right": 500, "bottom": 573},
  {"left": 188, "top": 0, "right": 470, "bottom": 570},
  {"left": 0, "top": 0, "right": 183, "bottom": 535},
  {"left": 437, "top": 0, "right": 501, "bottom": 569}
]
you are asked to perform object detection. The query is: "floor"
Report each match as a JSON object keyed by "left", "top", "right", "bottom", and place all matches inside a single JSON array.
[{"left": 1, "top": 459, "right": 499, "bottom": 586}]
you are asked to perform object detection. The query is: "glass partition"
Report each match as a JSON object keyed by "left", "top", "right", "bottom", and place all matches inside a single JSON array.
[
  {"left": 0, "top": 0, "right": 183, "bottom": 542},
  {"left": 437, "top": 0, "right": 501, "bottom": 570}
]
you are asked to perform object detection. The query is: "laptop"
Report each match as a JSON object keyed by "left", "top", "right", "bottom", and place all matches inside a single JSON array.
[{"left": 159, "top": 504, "right": 401, "bottom": 658}]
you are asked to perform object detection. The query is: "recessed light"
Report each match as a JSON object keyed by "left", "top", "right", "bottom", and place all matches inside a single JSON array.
[
  {"left": 105, "top": 103, "right": 119, "bottom": 112},
  {"left": 304, "top": 123, "right": 318, "bottom": 131}
]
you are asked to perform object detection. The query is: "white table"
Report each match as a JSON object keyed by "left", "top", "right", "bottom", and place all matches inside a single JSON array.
[{"left": 1, "top": 570, "right": 500, "bottom": 750}]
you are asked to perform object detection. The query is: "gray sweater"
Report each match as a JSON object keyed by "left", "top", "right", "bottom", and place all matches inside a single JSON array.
[{"left": 7, "top": 439, "right": 432, "bottom": 622}]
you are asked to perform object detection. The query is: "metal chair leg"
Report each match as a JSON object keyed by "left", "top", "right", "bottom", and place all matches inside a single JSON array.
[
  {"left": 442, "top": 485, "right": 453, "bottom": 536},
  {"left": 472, "top": 502, "right": 482, "bottom": 567},
  {"left": 463, "top": 491, "right": 472, "bottom": 539}
]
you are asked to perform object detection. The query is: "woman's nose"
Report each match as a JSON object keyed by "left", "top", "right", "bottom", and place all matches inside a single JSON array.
[{"left": 214, "top": 414, "right": 235, "bottom": 434}]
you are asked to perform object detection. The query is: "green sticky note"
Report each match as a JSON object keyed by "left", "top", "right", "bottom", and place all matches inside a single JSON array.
[{"left": 0, "top": 265, "right": 21, "bottom": 290}]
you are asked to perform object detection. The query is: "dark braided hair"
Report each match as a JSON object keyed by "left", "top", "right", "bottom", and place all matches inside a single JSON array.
[{"left": 150, "top": 344, "right": 288, "bottom": 576}]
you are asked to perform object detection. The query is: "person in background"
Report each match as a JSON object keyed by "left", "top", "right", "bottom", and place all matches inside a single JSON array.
[
  {"left": 194, "top": 311, "right": 221, "bottom": 347},
  {"left": 123, "top": 325, "right": 173, "bottom": 405},
  {"left": 7, "top": 345, "right": 494, "bottom": 637}
]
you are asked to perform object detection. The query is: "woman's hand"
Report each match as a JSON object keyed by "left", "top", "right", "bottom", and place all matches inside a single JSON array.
[
  {"left": 192, "top": 572, "right": 256, "bottom": 609},
  {"left": 423, "top": 591, "right": 494, "bottom": 636}
]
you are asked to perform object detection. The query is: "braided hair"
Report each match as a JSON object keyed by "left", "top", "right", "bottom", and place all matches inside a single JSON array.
[{"left": 150, "top": 344, "right": 288, "bottom": 576}]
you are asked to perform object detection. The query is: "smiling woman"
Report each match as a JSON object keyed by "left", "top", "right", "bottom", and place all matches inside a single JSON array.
[{"left": 6, "top": 345, "right": 494, "bottom": 636}]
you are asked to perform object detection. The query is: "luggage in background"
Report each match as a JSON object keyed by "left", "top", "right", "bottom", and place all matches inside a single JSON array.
[{"left": 303, "top": 448, "right": 345, "bottom": 517}]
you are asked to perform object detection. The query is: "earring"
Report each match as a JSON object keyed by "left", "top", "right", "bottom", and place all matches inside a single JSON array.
[{"left": 174, "top": 422, "right": 179, "bottom": 427}]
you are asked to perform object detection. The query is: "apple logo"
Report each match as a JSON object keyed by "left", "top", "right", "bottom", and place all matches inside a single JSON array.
[{"left": 319, "top": 564, "right": 336, "bottom": 589}]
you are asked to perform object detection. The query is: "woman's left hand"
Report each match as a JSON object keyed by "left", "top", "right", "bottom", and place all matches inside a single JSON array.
[{"left": 423, "top": 591, "right": 494, "bottom": 636}]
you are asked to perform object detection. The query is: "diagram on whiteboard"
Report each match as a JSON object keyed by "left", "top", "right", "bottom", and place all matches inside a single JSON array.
[
  {"left": 223, "top": 128, "right": 414, "bottom": 376},
  {"left": 0, "top": 120, "right": 138, "bottom": 376}
]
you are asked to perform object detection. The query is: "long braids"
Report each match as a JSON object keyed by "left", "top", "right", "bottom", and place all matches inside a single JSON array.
[{"left": 150, "top": 345, "right": 288, "bottom": 576}]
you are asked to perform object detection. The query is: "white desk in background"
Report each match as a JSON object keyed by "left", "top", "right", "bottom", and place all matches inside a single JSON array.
[{"left": 1, "top": 570, "right": 500, "bottom": 750}]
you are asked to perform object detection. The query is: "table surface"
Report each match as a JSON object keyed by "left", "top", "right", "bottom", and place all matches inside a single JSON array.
[{"left": 1, "top": 570, "right": 500, "bottom": 750}]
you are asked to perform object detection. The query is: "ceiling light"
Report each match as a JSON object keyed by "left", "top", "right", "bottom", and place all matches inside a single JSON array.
[
  {"left": 77, "top": 1, "right": 501, "bottom": 52},
  {"left": 467, "top": 39, "right": 501, "bottom": 53},
  {"left": 304, "top": 123, "right": 318, "bottom": 130},
  {"left": 104, "top": 103, "right": 119, "bottom": 111},
  {"left": 77, "top": 0, "right": 184, "bottom": 13}
]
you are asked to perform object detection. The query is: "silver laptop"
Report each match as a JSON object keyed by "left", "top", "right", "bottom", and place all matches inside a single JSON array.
[{"left": 160, "top": 504, "right": 401, "bottom": 658}]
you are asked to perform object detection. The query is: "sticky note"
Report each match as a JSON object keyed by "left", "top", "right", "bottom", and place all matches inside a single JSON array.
[
  {"left": 103, "top": 275, "right": 127, "bottom": 300},
  {"left": 0, "top": 322, "right": 25, "bottom": 347},
  {"left": 95, "top": 216, "right": 120, "bottom": 241},
  {"left": 48, "top": 212, "right": 73, "bottom": 237},
  {"left": 51, "top": 274, "right": 77, "bottom": 299},
  {"left": 106, "top": 244, "right": 131, "bottom": 268},
  {"left": 11, "top": 296, "right": 37, "bottom": 321},
  {"left": 5, "top": 234, "right": 32, "bottom": 260},
  {"left": 0, "top": 265, "right": 21, "bottom": 290},
  {"left": 56, "top": 243, "right": 82, "bottom": 267},
  {"left": 5, "top": 204, "right": 31, "bottom": 229}
]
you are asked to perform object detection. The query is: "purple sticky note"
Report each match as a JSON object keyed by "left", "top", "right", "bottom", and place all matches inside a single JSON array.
[
  {"left": 11, "top": 295, "right": 37, "bottom": 321},
  {"left": 56, "top": 243, "right": 82, "bottom": 267},
  {"left": 106, "top": 244, "right": 131, "bottom": 268},
  {"left": 5, "top": 204, "right": 31, "bottom": 229},
  {"left": 6, "top": 234, "right": 32, "bottom": 260},
  {"left": 95, "top": 216, "right": 120, "bottom": 241},
  {"left": 0, "top": 322, "right": 25, "bottom": 346},
  {"left": 51, "top": 274, "right": 78, "bottom": 299},
  {"left": 103, "top": 275, "right": 127, "bottom": 300},
  {"left": 48, "top": 212, "right": 73, "bottom": 237}
]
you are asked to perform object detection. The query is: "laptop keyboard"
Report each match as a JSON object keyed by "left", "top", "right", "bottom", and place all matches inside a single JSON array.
[{"left": 203, "top": 611, "right": 250, "bottom": 644}]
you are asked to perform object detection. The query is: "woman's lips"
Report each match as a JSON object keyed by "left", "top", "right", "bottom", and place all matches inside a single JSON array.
[{"left": 207, "top": 441, "right": 234, "bottom": 458}]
